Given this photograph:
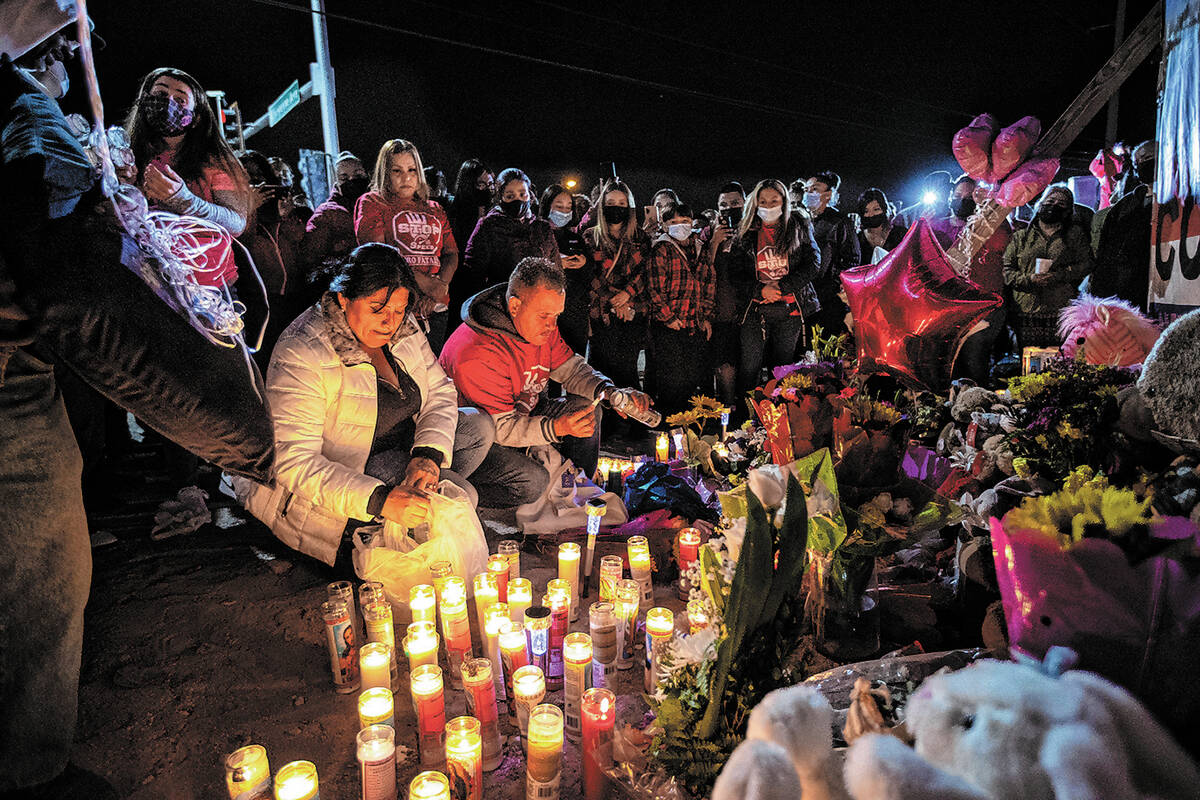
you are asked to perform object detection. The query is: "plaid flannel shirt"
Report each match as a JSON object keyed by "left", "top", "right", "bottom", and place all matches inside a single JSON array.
[
  {"left": 587, "top": 230, "right": 651, "bottom": 324},
  {"left": 646, "top": 237, "right": 715, "bottom": 330}
]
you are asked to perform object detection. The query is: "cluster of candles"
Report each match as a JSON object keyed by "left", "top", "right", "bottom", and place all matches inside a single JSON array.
[
  {"left": 223, "top": 528, "right": 706, "bottom": 800},
  {"left": 594, "top": 457, "right": 642, "bottom": 494}
]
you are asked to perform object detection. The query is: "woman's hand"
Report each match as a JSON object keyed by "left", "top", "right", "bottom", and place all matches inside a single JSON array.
[
  {"left": 760, "top": 283, "right": 783, "bottom": 303},
  {"left": 381, "top": 485, "right": 431, "bottom": 528},
  {"left": 142, "top": 163, "right": 185, "bottom": 203},
  {"left": 561, "top": 254, "right": 587, "bottom": 270},
  {"left": 402, "top": 456, "right": 441, "bottom": 493}
]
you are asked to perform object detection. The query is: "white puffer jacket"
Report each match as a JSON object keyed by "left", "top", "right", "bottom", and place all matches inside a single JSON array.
[{"left": 234, "top": 293, "right": 458, "bottom": 565}]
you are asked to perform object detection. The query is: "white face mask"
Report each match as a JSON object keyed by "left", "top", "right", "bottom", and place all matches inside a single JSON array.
[
  {"left": 802, "top": 191, "right": 823, "bottom": 210},
  {"left": 667, "top": 223, "right": 692, "bottom": 241},
  {"left": 548, "top": 209, "right": 573, "bottom": 228},
  {"left": 757, "top": 206, "right": 783, "bottom": 223}
]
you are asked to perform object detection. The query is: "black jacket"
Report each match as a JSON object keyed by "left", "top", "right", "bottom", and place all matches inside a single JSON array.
[
  {"left": 726, "top": 217, "right": 822, "bottom": 320},
  {"left": 1092, "top": 184, "right": 1152, "bottom": 312}
]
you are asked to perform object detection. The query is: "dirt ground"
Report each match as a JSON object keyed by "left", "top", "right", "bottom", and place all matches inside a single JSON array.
[{"left": 74, "top": 500, "right": 674, "bottom": 800}]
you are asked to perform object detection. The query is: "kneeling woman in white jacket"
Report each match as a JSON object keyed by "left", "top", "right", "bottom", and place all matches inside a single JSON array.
[{"left": 239, "top": 243, "right": 493, "bottom": 573}]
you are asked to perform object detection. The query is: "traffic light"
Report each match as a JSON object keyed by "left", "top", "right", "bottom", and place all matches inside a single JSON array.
[{"left": 206, "top": 90, "right": 244, "bottom": 152}]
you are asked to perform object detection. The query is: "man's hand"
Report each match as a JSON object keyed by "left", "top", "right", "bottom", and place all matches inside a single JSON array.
[
  {"left": 380, "top": 485, "right": 431, "bottom": 528},
  {"left": 760, "top": 283, "right": 783, "bottom": 303},
  {"left": 700, "top": 320, "right": 713, "bottom": 340},
  {"left": 610, "top": 290, "right": 631, "bottom": 310},
  {"left": 143, "top": 163, "right": 185, "bottom": 203},
  {"left": 710, "top": 223, "right": 733, "bottom": 250},
  {"left": 413, "top": 272, "right": 450, "bottom": 304},
  {"left": 665, "top": 319, "right": 686, "bottom": 330},
  {"left": 401, "top": 456, "right": 441, "bottom": 493},
  {"left": 561, "top": 254, "right": 587, "bottom": 270},
  {"left": 553, "top": 405, "right": 597, "bottom": 439},
  {"left": 613, "top": 389, "right": 654, "bottom": 420}
]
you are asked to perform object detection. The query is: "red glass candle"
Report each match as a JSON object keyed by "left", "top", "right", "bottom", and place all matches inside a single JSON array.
[{"left": 581, "top": 687, "right": 616, "bottom": 800}]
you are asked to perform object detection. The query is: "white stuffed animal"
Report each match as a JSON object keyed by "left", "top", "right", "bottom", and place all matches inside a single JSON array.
[{"left": 719, "top": 658, "right": 1200, "bottom": 800}]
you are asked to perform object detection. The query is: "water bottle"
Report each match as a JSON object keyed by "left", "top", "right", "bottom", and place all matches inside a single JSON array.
[{"left": 604, "top": 389, "right": 662, "bottom": 428}]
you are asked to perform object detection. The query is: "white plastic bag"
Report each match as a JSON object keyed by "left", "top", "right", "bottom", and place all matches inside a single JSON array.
[
  {"left": 515, "top": 445, "right": 627, "bottom": 536},
  {"left": 352, "top": 481, "right": 488, "bottom": 622}
]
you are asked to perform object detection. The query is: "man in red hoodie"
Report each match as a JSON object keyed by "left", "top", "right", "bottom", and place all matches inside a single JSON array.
[{"left": 440, "top": 257, "right": 651, "bottom": 507}]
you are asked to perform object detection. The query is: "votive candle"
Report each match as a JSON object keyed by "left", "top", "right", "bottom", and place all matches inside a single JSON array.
[
  {"left": 512, "top": 665, "right": 546, "bottom": 750},
  {"left": 588, "top": 602, "right": 618, "bottom": 688},
  {"left": 615, "top": 579, "right": 640, "bottom": 669},
  {"left": 483, "top": 605, "right": 510, "bottom": 701},
  {"left": 563, "top": 632, "right": 592, "bottom": 741},
  {"left": 359, "top": 580, "right": 385, "bottom": 610},
  {"left": 273, "top": 760, "right": 318, "bottom": 800},
  {"left": 497, "top": 539, "right": 521, "bottom": 580},
  {"left": 472, "top": 573, "right": 499, "bottom": 649},
  {"left": 507, "top": 578, "right": 533, "bottom": 625},
  {"left": 225, "top": 744, "right": 270, "bottom": 800},
  {"left": 407, "top": 771, "right": 450, "bottom": 800},
  {"left": 327, "top": 580, "right": 359, "bottom": 641},
  {"left": 627, "top": 535, "right": 655, "bottom": 611},
  {"left": 543, "top": 592, "right": 569, "bottom": 689},
  {"left": 410, "top": 664, "right": 446, "bottom": 769},
  {"left": 429, "top": 562, "right": 454, "bottom": 602},
  {"left": 644, "top": 607, "right": 675, "bottom": 692},
  {"left": 599, "top": 555, "right": 623, "bottom": 603},
  {"left": 404, "top": 621, "right": 440, "bottom": 672},
  {"left": 444, "top": 716, "right": 483, "bottom": 800},
  {"left": 439, "top": 577, "right": 472, "bottom": 688},
  {"left": 357, "top": 724, "right": 397, "bottom": 800},
  {"left": 677, "top": 528, "right": 701, "bottom": 566},
  {"left": 499, "top": 625, "right": 530, "bottom": 721},
  {"left": 409, "top": 584, "right": 436, "bottom": 625},
  {"left": 582, "top": 688, "right": 616, "bottom": 800},
  {"left": 557, "top": 542, "right": 581, "bottom": 620},
  {"left": 487, "top": 554, "right": 510, "bottom": 603},
  {"left": 526, "top": 703, "right": 564, "bottom": 800},
  {"left": 655, "top": 433, "right": 669, "bottom": 463},
  {"left": 358, "top": 686, "right": 396, "bottom": 730},
  {"left": 547, "top": 578, "right": 572, "bottom": 620},
  {"left": 687, "top": 599, "right": 710, "bottom": 634},
  {"left": 322, "top": 598, "right": 359, "bottom": 694},
  {"left": 360, "top": 641, "right": 392, "bottom": 692},
  {"left": 461, "top": 658, "right": 503, "bottom": 772}
]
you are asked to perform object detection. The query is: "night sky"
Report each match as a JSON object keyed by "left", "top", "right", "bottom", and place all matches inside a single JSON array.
[{"left": 84, "top": 0, "right": 1161, "bottom": 210}]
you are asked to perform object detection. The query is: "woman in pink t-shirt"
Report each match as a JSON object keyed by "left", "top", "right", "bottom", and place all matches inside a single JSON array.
[
  {"left": 126, "top": 67, "right": 250, "bottom": 287},
  {"left": 355, "top": 139, "right": 459, "bottom": 352}
]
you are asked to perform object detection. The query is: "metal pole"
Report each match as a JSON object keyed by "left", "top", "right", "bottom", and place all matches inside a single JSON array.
[
  {"left": 311, "top": 0, "right": 340, "bottom": 187},
  {"left": 1105, "top": 0, "right": 1128, "bottom": 145}
]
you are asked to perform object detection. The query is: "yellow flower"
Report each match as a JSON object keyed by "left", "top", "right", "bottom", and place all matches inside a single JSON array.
[
  {"left": 667, "top": 409, "right": 701, "bottom": 428},
  {"left": 1056, "top": 421, "right": 1084, "bottom": 440}
]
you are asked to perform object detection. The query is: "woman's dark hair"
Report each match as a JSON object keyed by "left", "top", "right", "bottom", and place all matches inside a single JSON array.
[
  {"left": 238, "top": 150, "right": 274, "bottom": 185},
  {"left": 495, "top": 167, "right": 530, "bottom": 204},
  {"left": 653, "top": 188, "right": 680, "bottom": 205},
  {"left": 452, "top": 158, "right": 491, "bottom": 204},
  {"left": 661, "top": 202, "right": 694, "bottom": 221},
  {"left": 329, "top": 243, "right": 420, "bottom": 306},
  {"left": 538, "top": 183, "right": 575, "bottom": 224},
  {"left": 856, "top": 187, "right": 890, "bottom": 217},
  {"left": 126, "top": 67, "right": 248, "bottom": 195}
]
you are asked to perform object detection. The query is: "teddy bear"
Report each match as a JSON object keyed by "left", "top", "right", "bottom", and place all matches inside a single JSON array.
[
  {"left": 1134, "top": 308, "right": 1200, "bottom": 449},
  {"left": 1057, "top": 294, "right": 1161, "bottom": 368},
  {"left": 713, "top": 655, "right": 1200, "bottom": 800}
]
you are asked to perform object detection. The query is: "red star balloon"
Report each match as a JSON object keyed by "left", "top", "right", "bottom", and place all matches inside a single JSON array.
[{"left": 841, "top": 219, "right": 1002, "bottom": 391}]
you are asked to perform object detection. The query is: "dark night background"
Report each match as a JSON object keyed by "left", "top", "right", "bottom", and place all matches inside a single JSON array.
[{"left": 81, "top": 0, "right": 1161, "bottom": 210}]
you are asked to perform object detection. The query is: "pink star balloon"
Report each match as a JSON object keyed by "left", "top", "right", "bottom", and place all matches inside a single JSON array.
[{"left": 841, "top": 219, "right": 1002, "bottom": 391}]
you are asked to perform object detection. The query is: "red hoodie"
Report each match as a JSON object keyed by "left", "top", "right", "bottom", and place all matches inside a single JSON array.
[{"left": 439, "top": 285, "right": 612, "bottom": 446}]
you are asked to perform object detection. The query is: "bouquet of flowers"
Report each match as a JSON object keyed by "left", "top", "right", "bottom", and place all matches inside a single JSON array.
[
  {"left": 1003, "top": 356, "right": 1137, "bottom": 482},
  {"left": 990, "top": 466, "right": 1200, "bottom": 749},
  {"left": 834, "top": 388, "right": 911, "bottom": 490}
]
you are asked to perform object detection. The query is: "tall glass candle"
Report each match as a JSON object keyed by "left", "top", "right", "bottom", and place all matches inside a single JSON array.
[
  {"left": 542, "top": 592, "right": 569, "bottom": 689},
  {"left": 225, "top": 744, "right": 270, "bottom": 800},
  {"left": 547, "top": 578, "right": 572, "bottom": 621},
  {"left": 557, "top": 542, "right": 581, "bottom": 620},
  {"left": 562, "top": 632, "right": 592, "bottom": 741},
  {"left": 322, "top": 598, "right": 359, "bottom": 693},
  {"left": 498, "top": 626, "right": 530, "bottom": 721},
  {"left": 358, "top": 686, "right": 396, "bottom": 730},
  {"left": 687, "top": 599, "right": 710, "bottom": 634},
  {"left": 524, "top": 606, "right": 551, "bottom": 675},
  {"left": 644, "top": 607, "right": 675, "bottom": 692},
  {"left": 677, "top": 527, "right": 702, "bottom": 600},
  {"left": 598, "top": 555, "right": 623, "bottom": 603},
  {"left": 439, "top": 577, "right": 472, "bottom": 688},
  {"left": 404, "top": 621, "right": 440, "bottom": 672},
  {"left": 526, "top": 703, "right": 564, "bottom": 800},
  {"left": 409, "top": 584, "right": 437, "bottom": 625},
  {"left": 472, "top": 573, "right": 499, "bottom": 650},
  {"left": 407, "top": 771, "right": 450, "bottom": 800},
  {"left": 655, "top": 432, "right": 669, "bottom": 463},
  {"left": 410, "top": 664, "right": 446, "bottom": 769},
  {"left": 429, "top": 562, "right": 454, "bottom": 601},
  {"left": 461, "top": 658, "right": 503, "bottom": 772},
  {"left": 363, "top": 598, "right": 398, "bottom": 688},
  {"left": 588, "top": 602, "right": 618, "bottom": 688},
  {"left": 627, "top": 535, "right": 654, "bottom": 611},
  {"left": 497, "top": 539, "right": 521, "bottom": 580},
  {"left": 273, "top": 761, "right": 318, "bottom": 800},
  {"left": 359, "top": 641, "right": 392, "bottom": 692},
  {"left": 512, "top": 665, "right": 546, "bottom": 750},
  {"left": 444, "top": 716, "right": 483, "bottom": 800},
  {"left": 359, "top": 580, "right": 385, "bottom": 610},
  {"left": 327, "top": 580, "right": 359, "bottom": 641},
  {"left": 507, "top": 578, "right": 533, "bottom": 626},
  {"left": 482, "top": 605, "right": 510, "bottom": 701},
  {"left": 487, "top": 555, "right": 510, "bottom": 603},
  {"left": 615, "top": 579, "right": 640, "bottom": 669},
  {"left": 357, "top": 724, "right": 397, "bottom": 800},
  {"left": 581, "top": 688, "right": 616, "bottom": 800}
]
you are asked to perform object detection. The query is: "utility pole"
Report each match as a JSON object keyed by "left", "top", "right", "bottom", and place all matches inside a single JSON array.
[
  {"left": 310, "top": 0, "right": 340, "bottom": 187},
  {"left": 1105, "top": 0, "right": 1128, "bottom": 145}
]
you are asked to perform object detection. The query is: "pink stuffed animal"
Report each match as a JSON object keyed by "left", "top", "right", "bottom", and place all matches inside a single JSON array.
[{"left": 1057, "top": 294, "right": 1161, "bottom": 368}]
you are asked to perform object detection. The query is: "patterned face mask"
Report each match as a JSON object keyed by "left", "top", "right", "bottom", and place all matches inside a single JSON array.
[{"left": 139, "top": 93, "right": 195, "bottom": 136}]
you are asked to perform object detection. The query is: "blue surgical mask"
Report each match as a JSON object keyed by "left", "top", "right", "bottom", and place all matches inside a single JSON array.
[
  {"left": 548, "top": 209, "right": 573, "bottom": 228},
  {"left": 802, "top": 192, "right": 823, "bottom": 210},
  {"left": 667, "top": 223, "right": 692, "bottom": 241}
]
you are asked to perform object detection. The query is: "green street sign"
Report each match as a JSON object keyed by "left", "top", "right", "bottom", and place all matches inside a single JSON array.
[{"left": 268, "top": 79, "right": 301, "bottom": 127}]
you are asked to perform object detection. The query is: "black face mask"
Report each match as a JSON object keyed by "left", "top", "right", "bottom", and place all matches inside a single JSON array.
[
  {"left": 1037, "top": 204, "right": 1070, "bottom": 225},
  {"left": 500, "top": 199, "right": 528, "bottom": 218},
  {"left": 860, "top": 212, "right": 888, "bottom": 229},
  {"left": 338, "top": 176, "right": 369, "bottom": 204},
  {"left": 949, "top": 197, "right": 976, "bottom": 219},
  {"left": 602, "top": 204, "right": 631, "bottom": 225}
]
